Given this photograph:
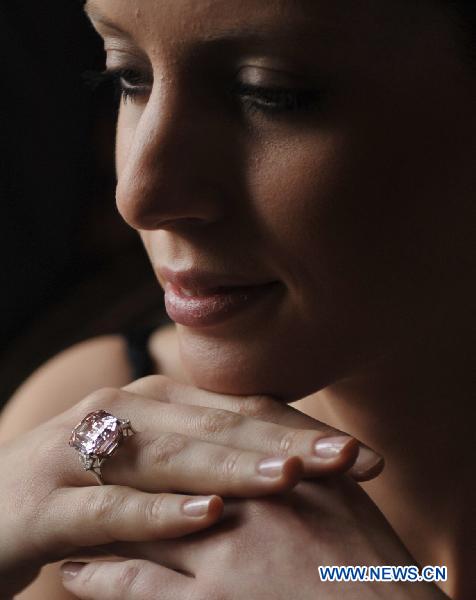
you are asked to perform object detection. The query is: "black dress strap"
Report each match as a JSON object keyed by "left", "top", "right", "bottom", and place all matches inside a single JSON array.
[{"left": 122, "top": 324, "right": 158, "bottom": 380}]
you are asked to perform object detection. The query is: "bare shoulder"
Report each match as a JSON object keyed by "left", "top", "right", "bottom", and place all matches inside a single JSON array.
[
  {"left": 0, "top": 324, "right": 186, "bottom": 444},
  {"left": 0, "top": 334, "right": 137, "bottom": 599},
  {"left": 2, "top": 325, "right": 184, "bottom": 599},
  {"left": 0, "top": 334, "right": 135, "bottom": 443}
]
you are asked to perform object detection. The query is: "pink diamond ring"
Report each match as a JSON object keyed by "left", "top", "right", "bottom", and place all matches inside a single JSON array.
[{"left": 69, "top": 410, "right": 135, "bottom": 485}]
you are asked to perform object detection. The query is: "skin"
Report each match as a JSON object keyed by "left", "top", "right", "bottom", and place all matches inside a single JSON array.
[
  {"left": 0, "top": 0, "right": 474, "bottom": 597},
  {"left": 60, "top": 480, "right": 450, "bottom": 600},
  {"left": 107, "top": 0, "right": 474, "bottom": 400},
  {"left": 2, "top": 372, "right": 388, "bottom": 598}
]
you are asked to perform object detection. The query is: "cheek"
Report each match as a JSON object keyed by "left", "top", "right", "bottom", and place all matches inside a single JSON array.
[
  {"left": 245, "top": 131, "right": 336, "bottom": 254},
  {"left": 245, "top": 130, "right": 371, "bottom": 302},
  {"left": 244, "top": 122, "right": 425, "bottom": 331}
]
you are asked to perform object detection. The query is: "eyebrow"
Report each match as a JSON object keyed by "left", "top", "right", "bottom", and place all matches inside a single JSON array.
[
  {"left": 83, "top": 2, "right": 129, "bottom": 36},
  {"left": 83, "top": 0, "right": 326, "bottom": 51}
]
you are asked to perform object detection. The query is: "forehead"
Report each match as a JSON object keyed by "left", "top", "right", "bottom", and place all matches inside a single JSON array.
[
  {"left": 85, "top": 0, "right": 459, "bottom": 81},
  {"left": 86, "top": 0, "right": 317, "bottom": 29},
  {"left": 84, "top": 0, "right": 412, "bottom": 46}
]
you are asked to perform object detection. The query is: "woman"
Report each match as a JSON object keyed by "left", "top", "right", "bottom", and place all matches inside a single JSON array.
[{"left": 0, "top": 0, "right": 474, "bottom": 598}]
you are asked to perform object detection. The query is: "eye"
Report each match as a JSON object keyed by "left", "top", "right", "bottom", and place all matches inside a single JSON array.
[
  {"left": 105, "top": 68, "right": 152, "bottom": 103},
  {"left": 231, "top": 81, "right": 321, "bottom": 115}
]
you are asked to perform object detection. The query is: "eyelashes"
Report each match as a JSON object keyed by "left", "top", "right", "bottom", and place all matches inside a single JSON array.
[
  {"left": 83, "top": 68, "right": 151, "bottom": 103},
  {"left": 230, "top": 81, "right": 321, "bottom": 114},
  {"left": 83, "top": 68, "right": 322, "bottom": 115}
]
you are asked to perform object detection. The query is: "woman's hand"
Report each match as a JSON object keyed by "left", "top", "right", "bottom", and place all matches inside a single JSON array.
[
  {"left": 0, "top": 416, "right": 224, "bottom": 599},
  {"left": 0, "top": 375, "right": 381, "bottom": 597},
  {"left": 61, "top": 477, "right": 449, "bottom": 600},
  {"left": 119, "top": 375, "right": 384, "bottom": 483}
]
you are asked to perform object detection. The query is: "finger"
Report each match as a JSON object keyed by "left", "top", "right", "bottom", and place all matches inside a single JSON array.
[
  {"left": 61, "top": 559, "right": 191, "bottom": 600},
  {"left": 121, "top": 378, "right": 383, "bottom": 480},
  {"left": 97, "top": 499, "right": 251, "bottom": 574},
  {"left": 70, "top": 540, "right": 192, "bottom": 577},
  {"left": 33, "top": 486, "right": 223, "bottom": 558},
  {"left": 82, "top": 387, "right": 359, "bottom": 480},
  {"left": 67, "top": 390, "right": 305, "bottom": 496},
  {"left": 104, "top": 430, "right": 304, "bottom": 496},
  {"left": 115, "top": 411, "right": 359, "bottom": 483}
]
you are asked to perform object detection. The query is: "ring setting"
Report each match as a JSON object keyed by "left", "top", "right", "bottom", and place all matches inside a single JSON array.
[{"left": 69, "top": 410, "right": 135, "bottom": 484}]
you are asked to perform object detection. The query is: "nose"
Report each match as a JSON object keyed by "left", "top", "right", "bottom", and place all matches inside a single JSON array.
[{"left": 115, "top": 81, "right": 225, "bottom": 232}]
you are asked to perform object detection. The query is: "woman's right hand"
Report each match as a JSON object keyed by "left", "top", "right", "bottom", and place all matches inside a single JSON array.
[{"left": 0, "top": 376, "right": 382, "bottom": 598}]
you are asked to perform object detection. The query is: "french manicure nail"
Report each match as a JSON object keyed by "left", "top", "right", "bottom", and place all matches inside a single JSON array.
[
  {"left": 314, "top": 435, "right": 353, "bottom": 459},
  {"left": 257, "top": 457, "right": 287, "bottom": 478},
  {"left": 61, "top": 562, "right": 86, "bottom": 581},
  {"left": 182, "top": 497, "right": 212, "bottom": 517}
]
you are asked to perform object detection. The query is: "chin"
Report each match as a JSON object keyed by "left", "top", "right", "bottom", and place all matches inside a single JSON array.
[{"left": 176, "top": 328, "right": 343, "bottom": 402}]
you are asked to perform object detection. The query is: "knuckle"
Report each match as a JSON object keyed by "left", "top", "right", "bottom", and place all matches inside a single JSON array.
[
  {"left": 198, "top": 408, "right": 242, "bottom": 435},
  {"left": 144, "top": 493, "right": 168, "bottom": 527},
  {"left": 89, "top": 488, "right": 127, "bottom": 524},
  {"left": 277, "top": 429, "right": 302, "bottom": 455},
  {"left": 152, "top": 374, "right": 174, "bottom": 391},
  {"left": 147, "top": 374, "right": 177, "bottom": 401},
  {"left": 146, "top": 433, "right": 189, "bottom": 468},
  {"left": 234, "top": 395, "right": 277, "bottom": 420},
  {"left": 78, "top": 387, "right": 121, "bottom": 414},
  {"left": 124, "top": 374, "right": 171, "bottom": 397},
  {"left": 115, "top": 562, "right": 142, "bottom": 596},
  {"left": 79, "top": 563, "right": 101, "bottom": 589},
  {"left": 220, "top": 450, "right": 243, "bottom": 480}
]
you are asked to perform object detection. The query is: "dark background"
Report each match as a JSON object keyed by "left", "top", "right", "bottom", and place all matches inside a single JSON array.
[{"left": 0, "top": 2, "right": 163, "bottom": 407}]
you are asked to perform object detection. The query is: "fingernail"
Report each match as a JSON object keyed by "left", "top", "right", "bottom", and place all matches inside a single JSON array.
[
  {"left": 353, "top": 446, "right": 384, "bottom": 475},
  {"left": 182, "top": 496, "right": 213, "bottom": 517},
  {"left": 61, "top": 562, "right": 85, "bottom": 581},
  {"left": 257, "top": 457, "right": 286, "bottom": 478},
  {"left": 314, "top": 435, "right": 354, "bottom": 459}
]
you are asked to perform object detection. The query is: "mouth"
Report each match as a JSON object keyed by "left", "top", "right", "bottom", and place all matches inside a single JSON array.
[{"left": 159, "top": 269, "right": 282, "bottom": 328}]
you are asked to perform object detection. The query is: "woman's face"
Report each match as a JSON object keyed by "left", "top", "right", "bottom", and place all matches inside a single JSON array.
[{"left": 87, "top": 0, "right": 475, "bottom": 400}]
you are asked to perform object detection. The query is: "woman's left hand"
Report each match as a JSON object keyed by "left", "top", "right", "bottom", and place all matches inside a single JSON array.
[{"left": 60, "top": 476, "right": 449, "bottom": 600}]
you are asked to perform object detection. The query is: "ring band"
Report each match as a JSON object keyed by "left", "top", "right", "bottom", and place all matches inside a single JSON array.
[{"left": 69, "top": 410, "right": 135, "bottom": 485}]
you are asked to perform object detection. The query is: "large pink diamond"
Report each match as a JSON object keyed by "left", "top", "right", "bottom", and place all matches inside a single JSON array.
[{"left": 69, "top": 410, "right": 123, "bottom": 458}]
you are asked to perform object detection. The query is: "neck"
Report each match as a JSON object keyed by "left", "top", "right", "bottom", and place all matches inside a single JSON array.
[{"left": 312, "top": 321, "right": 474, "bottom": 598}]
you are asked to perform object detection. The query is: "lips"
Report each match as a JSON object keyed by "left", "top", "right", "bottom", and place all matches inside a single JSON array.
[{"left": 159, "top": 268, "right": 281, "bottom": 327}]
